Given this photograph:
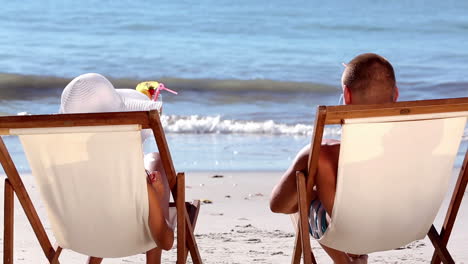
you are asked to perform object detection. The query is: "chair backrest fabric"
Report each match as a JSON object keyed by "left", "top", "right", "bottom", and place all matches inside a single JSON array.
[
  {"left": 11, "top": 125, "right": 156, "bottom": 258},
  {"left": 318, "top": 112, "right": 467, "bottom": 254}
]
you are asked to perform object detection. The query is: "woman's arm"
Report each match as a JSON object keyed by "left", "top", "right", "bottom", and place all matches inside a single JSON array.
[{"left": 146, "top": 172, "right": 174, "bottom": 250}]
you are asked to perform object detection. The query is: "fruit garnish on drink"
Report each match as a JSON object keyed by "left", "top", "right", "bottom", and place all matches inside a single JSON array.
[{"left": 136, "top": 81, "right": 178, "bottom": 101}]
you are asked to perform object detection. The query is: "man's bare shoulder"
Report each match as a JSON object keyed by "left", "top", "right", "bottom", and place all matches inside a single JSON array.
[
  {"left": 296, "top": 140, "right": 340, "bottom": 160},
  {"left": 320, "top": 140, "right": 341, "bottom": 164}
]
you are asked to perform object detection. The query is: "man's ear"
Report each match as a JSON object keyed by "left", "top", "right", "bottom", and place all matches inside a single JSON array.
[
  {"left": 394, "top": 86, "right": 399, "bottom": 102},
  {"left": 343, "top": 85, "right": 352, "bottom": 105}
]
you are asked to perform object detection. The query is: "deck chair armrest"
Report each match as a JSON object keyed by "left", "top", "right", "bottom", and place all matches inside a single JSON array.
[{"left": 296, "top": 171, "right": 315, "bottom": 263}]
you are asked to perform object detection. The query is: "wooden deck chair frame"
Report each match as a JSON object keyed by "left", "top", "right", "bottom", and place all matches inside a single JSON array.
[
  {"left": 291, "top": 97, "right": 468, "bottom": 264},
  {"left": 0, "top": 110, "right": 202, "bottom": 264}
]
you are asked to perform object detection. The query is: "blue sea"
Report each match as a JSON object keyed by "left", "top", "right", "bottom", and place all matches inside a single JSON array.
[{"left": 0, "top": 0, "right": 467, "bottom": 172}]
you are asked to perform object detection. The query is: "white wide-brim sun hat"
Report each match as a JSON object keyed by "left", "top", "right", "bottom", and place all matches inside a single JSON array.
[
  {"left": 60, "top": 73, "right": 162, "bottom": 143},
  {"left": 59, "top": 73, "right": 162, "bottom": 114}
]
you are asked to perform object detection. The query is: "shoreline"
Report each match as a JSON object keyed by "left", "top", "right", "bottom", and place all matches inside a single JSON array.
[{"left": 0, "top": 170, "right": 466, "bottom": 263}]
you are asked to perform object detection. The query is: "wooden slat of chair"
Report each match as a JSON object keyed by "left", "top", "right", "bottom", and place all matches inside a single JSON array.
[
  {"left": 173, "top": 173, "right": 204, "bottom": 264},
  {"left": 176, "top": 173, "right": 186, "bottom": 264},
  {"left": 149, "top": 111, "right": 203, "bottom": 263},
  {"left": 184, "top": 201, "right": 201, "bottom": 262},
  {"left": 187, "top": 200, "right": 201, "bottom": 229},
  {"left": 289, "top": 212, "right": 303, "bottom": 264},
  {"left": 184, "top": 212, "right": 202, "bottom": 264},
  {"left": 50, "top": 245, "right": 63, "bottom": 264},
  {"left": 149, "top": 111, "right": 177, "bottom": 189},
  {"left": 149, "top": 109, "right": 203, "bottom": 263},
  {"left": 427, "top": 226, "right": 455, "bottom": 264},
  {"left": 168, "top": 200, "right": 202, "bottom": 263},
  {"left": 291, "top": 226, "right": 302, "bottom": 264},
  {"left": 297, "top": 171, "right": 315, "bottom": 264},
  {"left": 306, "top": 107, "right": 327, "bottom": 207},
  {"left": 0, "top": 138, "right": 59, "bottom": 263},
  {"left": 431, "top": 149, "right": 468, "bottom": 264},
  {"left": 0, "top": 112, "right": 151, "bottom": 131},
  {"left": 4, "top": 179, "right": 14, "bottom": 264},
  {"left": 324, "top": 97, "right": 468, "bottom": 124},
  {"left": 148, "top": 110, "right": 203, "bottom": 263},
  {"left": 292, "top": 105, "right": 325, "bottom": 264}
]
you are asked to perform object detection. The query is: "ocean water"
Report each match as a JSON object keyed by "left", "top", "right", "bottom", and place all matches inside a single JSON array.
[{"left": 0, "top": 0, "right": 467, "bottom": 172}]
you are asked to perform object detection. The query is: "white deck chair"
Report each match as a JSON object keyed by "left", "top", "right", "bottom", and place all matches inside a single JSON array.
[
  {"left": 0, "top": 111, "right": 202, "bottom": 263},
  {"left": 291, "top": 98, "right": 468, "bottom": 264}
]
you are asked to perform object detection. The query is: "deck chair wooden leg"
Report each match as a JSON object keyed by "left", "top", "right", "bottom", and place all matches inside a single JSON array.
[
  {"left": 173, "top": 173, "right": 202, "bottom": 264},
  {"left": 427, "top": 225, "right": 455, "bottom": 264},
  {"left": 86, "top": 256, "right": 103, "bottom": 264},
  {"left": 176, "top": 173, "right": 186, "bottom": 264},
  {"left": 431, "top": 151, "right": 468, "bottom": 264},
  {"left": 0, "top": 139, "right": 58, "bottom": 263},
  {"left": 186, "top": 200, "right": 201, "bottom": 228},
  {"left": 50, "top": 245, "right": 63, "bottom": 264},
  {"left": 296, "top": 171, "right": 317, "bottom": 264},
  {"left": 291, "top": 228, "right": 302, "bottom": 264},
  {"left": 184, "top": 201, "right": 201, "bottom": 263},
  {"left": 184, "top": 211, "right": 202, "bottom": 264},
  {"left": 4, "top": 179, "right": 14, "bottom": 264}
]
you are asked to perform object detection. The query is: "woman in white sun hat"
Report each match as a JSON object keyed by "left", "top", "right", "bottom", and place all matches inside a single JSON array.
[{"left": 60, "top": 73, "right": 172, "bottom": 264}]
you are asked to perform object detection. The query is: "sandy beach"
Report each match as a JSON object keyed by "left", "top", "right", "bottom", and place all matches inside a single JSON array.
[
  {"left": 0, "top": 170, "right": 467, "bottom": 263},
  {"left": 2, "top": 0, "right": 468, "bottom": 263}
]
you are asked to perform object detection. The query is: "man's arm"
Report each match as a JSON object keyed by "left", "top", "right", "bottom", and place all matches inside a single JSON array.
[{"left": 270, "top": 145, "right": 310, "bottom": 214}]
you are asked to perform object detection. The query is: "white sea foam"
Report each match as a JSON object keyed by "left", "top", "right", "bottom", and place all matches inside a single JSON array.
[{"left": 160, "top": 114, "right": 342, "bottom": 137}]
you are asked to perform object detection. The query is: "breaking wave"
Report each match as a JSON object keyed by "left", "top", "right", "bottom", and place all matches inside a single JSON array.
[
  {"left": 161, "top": 114, "right": 337, "bottom": 137},
  {"left": 0, "top": 72, "right": 336, "bottom": 100}
]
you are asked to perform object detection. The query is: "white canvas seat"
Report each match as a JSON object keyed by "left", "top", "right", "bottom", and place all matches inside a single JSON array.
[
  {"left": 0, "top": 110, "right": 202, "bottom": 263},
  {"left": 319, "top": 113, "right": 466, "bottom": 254},
  {"left": 11, "top": 125, "right": 158, "bottom": 257},
  {"left": 291, "top": 98, "right": 468, "bottom": 264}
]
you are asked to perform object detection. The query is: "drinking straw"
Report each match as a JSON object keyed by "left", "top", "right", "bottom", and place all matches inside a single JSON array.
[{"left": 152, "top": 83, "right": 178, "bottom": 101}]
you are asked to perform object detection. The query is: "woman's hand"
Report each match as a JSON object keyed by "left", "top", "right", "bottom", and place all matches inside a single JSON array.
[{"left": 147, "top": 171, "right": 171, "bottom": 219}]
